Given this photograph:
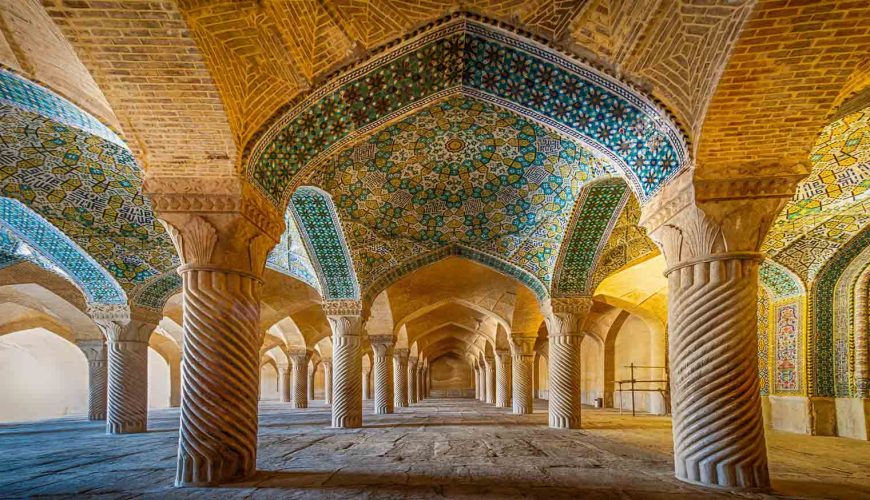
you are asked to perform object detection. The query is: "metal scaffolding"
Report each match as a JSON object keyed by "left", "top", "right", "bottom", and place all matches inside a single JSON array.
[{"left": 610, "top": 363, "right": 670, "bottom": 416}]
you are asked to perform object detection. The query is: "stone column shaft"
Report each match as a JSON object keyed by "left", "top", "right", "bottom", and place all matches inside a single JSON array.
[
  {"left": 510, "top": 336, "right": 536, "bottom": 415},
  {"left": 362, "top": 370, "right": 370, "bottom": 401},
  {"left": 394, "top": 349, "right": 409, "bottom": 407},
  {"left": 544, "top": 298, "right": 590, "bottom": 429},
  {"left": 77, "top": 340, "right": 108, "bottom": 421},
  {"left": 370, "top": 336, "right": 395, "bottom": 414},
  {"left": 278, "top": 367, "right": 292, "bottom": 403},
  {"left": 308, "top": 364, "right": 316, "bottom": 402},
  {"left": 484, "top": 356, "right": 496, "bottom": 404},
  {"left": 408, "top": 357, "right": 418, "bottom": 404},
  {"left": 495, "top": 349, "right": 512, "bottom": 408},
  {"left": 289, "top": 351, "right": 311, "bottom": 409},
  {"left": 323, "top": 360, "right": 333, "bottom": 404},
  {"left": 325, "top": 302, "right": 364, "bottom": 428}
]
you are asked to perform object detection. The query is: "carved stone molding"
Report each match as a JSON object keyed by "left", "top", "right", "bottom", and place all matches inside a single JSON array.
[
  {"left": 543, "top": 297, "right": 592, "bottom": 338},
  {"left": 322, "top": 299, "right": 366, "bottom": 319}
]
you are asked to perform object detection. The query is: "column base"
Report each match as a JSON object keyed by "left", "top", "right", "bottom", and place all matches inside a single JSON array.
[
  {"left": 107, "top": 420, "right": 146, "bottom": 434},
  {"left": 175, "top": 453, "right": 256, "bottom": 487},
  {"left": 675, "top": 463, "right": 770, "bottom": 491},
  {"left": 88, "top": 412, "right": 106, "bottom": 421},
  {"left": 291, "top": 401, "right": 308, "bottom": 409},
  {"left": 549, "top": 415, "right": 580, "bottom": 429}
]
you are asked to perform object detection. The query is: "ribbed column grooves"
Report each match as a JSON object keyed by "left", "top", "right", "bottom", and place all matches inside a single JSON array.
[
  {"left": 175, "top": 269, "right": 260, "bottom": 487},
  {"left": 290, "top": 354, "right": 309, "bottom": 409},
  {"left": 279, "top": 368, "right": 292, "bottom": 403},
  {"left": 323, "top": 361, "right": 333, "bottom": 405},
  {"left": 331, "top": 331, "right": 362, "bottom": 428},
  {"left": 512, "top": 354, "right": 533, "bottom": 414},
  {"left": 394, "top": 353, "right": 409, "bottom": 408},
  {"left": 373, "top": 342, "right": 394, "bottom": 414},
  {"left": 106, "top": 340, "right": 148, "bottom": 434},
  {"left": 485, "top": 360, "right": 496, "bottom": 404},
  {"left": 548, "top": 334, "right": 583, "bottom": 428},
  {"left": 495, "top": 351, "right": 512, "bottom": 408},
  {"left": 408, "top": 359, "right": 418, "bottom": 404},
  {"left": 88, "top": 359, "right": 108, "bottom": 421},
  {"left": 669, "top": 258, "right": 769, "bottom": 489}
]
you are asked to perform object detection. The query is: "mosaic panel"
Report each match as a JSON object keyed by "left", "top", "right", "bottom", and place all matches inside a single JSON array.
[
  {"left": 0, "top": 197, "right": 125, "bottom": 304},
  {"left": 759, "top": 260, "right": 804, "bottom": 299},
  {"left": 0, "top": 69, "right": 124, "bottom": 147},
  {"left": 129, "top": 271, "right": 182, "bottom": 311},
  {"left": 310, "top": 97, "right": 610, "bottom": 293},
  {"left": 0, "top": 103, "right": 178, "bottom": 295},
  {"left": 812, "top": 226, "right": 870, "bottom": 397},
  {"left": 290, "top": 187, "right": 359, "bottom": 299},
  {"left": 757, "top": 287, "right": 771, "bottom": 396},
  {"left": 553, "top": 179, "right": 629, "bottom": 296},
  {"left": 267, "top": 208, "right": 321, "bottom": 292},
  {"left": 764, "top": 108, "right": 870, "bottom": 282},
  {"left": 587, "top": 191, "right": 657, "bottom": 293},
  {"left": 774, "top": 300, "right": 802, "bottom": 393},
  {"left": 831, "top": 245, "right": 870, "bottom": 397},
  {"left": 250, "top": 18, "right": 687, "bottom": 205}
]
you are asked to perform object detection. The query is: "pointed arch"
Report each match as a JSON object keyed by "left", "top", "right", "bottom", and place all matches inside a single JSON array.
[
  {"left": 246, "top": 14, "right": 688, "bottom": 205},
  {"left": 0, "top": 197, "right": 125, "bottom": 305},
  {"left": 553, "top": 177, "right": 631, "bottom": 296},
  {"left": 811, "top": 226, "right": 870, "bottom": 397},
  {"left": 290, "top": 186, "right": 359, "bottom": 300},
  {"left": 364, "top": 246, "right": 548, "bottom": 304}
]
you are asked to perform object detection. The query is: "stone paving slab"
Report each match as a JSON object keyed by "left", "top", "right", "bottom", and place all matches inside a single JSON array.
[{"left": 0, "top": 399, "right": 868, "bottom": 498}]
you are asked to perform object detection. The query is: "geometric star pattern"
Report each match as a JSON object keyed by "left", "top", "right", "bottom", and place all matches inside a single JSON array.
[{"left": 249, "top": 16, "right": 687, "bottom": 206}]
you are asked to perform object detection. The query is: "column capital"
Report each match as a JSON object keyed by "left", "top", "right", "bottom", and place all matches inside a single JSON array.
[
  {"left": 495, "top": 348, "right": 511, "bottom": 359},
  {"left": 92, "top": 309, "right": 159, "bottom": 344},
  {"left": 639, "top": 167, "right": 807, "bottom": 270},
  {"left": 543, "top": 297, "right": 591, "bottom": 338},
  {"left": 368, "top": 335, "right": 395, "bottom": 347},
  {"left": 287, "top": 348, "right": 311, "bottom": 364},
  {"left": 509, "top": 335, "right": 536, "bottom": 356},
  {"left": 394, "top": 348, "right": 409, "bottom": 362},
  {"left": 76, "top": 339, "right": 106, "bottom": 361},
  {"left": 146, "top": 176, "right": 283, "bottom": 276},
  {"left": 408, "top": 356, "right": 418, "bottom": 367}
]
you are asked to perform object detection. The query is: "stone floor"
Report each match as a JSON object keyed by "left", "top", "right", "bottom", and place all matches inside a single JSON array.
[{"left": 0, "top": 399, "right": 868, "bottom": 499}]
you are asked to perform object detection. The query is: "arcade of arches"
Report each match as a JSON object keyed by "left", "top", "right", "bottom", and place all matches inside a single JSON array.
[{"left": 0, "top": 1, "right": 869, "bottom": 498}]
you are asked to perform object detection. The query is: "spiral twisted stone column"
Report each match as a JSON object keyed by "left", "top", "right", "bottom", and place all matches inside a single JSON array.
[
  {"left": 278, "top": 367, "right": 292, "bottom": 402},
  {"left": 408, "top": 357, "right": 419, "bottom": 404},
  {"left": 362, "top": 370, "right": 370, "bottom": 400},
  {"left": 484, "top": 355, "right": 496, "bottom": 404},
  {"left": 325, "top": 301, "right": 364, "bottom": 428},
  {"left": 308, "top": 364, "right": 316, "bottom": 402},
  {"left": 394, "top": 348, "right": 409, "bottom": 408},
  {"left": 495, "top": 349, "right": 512, "bottom": 408},
  {"left": 667, "top": 256, "right": 768, "bottom": 488},
  {"left": 107, "top": 340, "right": 149, "bottom": 433},
  {"left": 148, "top": 180, "right": 285, "bottom": 487},
  {"left": 175, "top": 268, "right": 263, "bottom": 486},
  {"left": 370, "top": 336, "right": 395, "bottom": 414},
  {"left": 636, "top": 172, "right": 807, "bottom": 489},
  {"left": 544, "top": 297, "right": 591, "bottom": 429},
  {"left": 289, "top": 351, "right": 311, "bottom": 409},
  {"left": 510, "top": 336, "right": 536, "bottom": 415},
  {"left": 77, "top": 340, "right": 108, "bottom": 421},
  {"left": 322, "top": 359, "right": 333, "bottom": 404},
  {"left": 93, "top": 313, "right": 157, "bottom": 435},
  {"left": 477, "top": 363, "right": 486, "bottom": 401}
]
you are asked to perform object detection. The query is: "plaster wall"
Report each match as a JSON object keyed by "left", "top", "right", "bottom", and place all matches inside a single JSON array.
[
  {"left": 580, "top": 336, "right": 603, "bottom": 406},
  {"left": 835, "top": 397, "right": 870, "bottom": 440},
  {"left": 430, "top": 354, "right": 473, "bottom": 398},
  {"left": 537, "top": 355, "right": 548, "bottom": 400},
  {"left": 769, "top": 396, "right": 814, "bottom": 434},
  {"left": 260, "top": 364, "right": 279, "bottom": 401},
  {"left": 613, "top": 316, "right": 663, "bottom": 413},
  {"left": 0, "top": 328, "right": 87, "bottom": 422},
  {"left": 147, "top": 347, "right": 170, "bottom": 409}
]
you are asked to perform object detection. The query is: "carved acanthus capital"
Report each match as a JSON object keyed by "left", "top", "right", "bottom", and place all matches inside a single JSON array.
[
  {"left": 287, "top": 348, "right": 311, "bottom": 365},
  {"left": 639, "top": 167, "right": 808, "bottom": 270},
  {"left": 509, "top": 335, "right": 536, "bottom": 356},
  {"left": 408, "top": 356, "right": 418, "bottom": 368},
  {"left": 543, "top": 297, "right": 592, "bottom": 338},
  {"left": 88, "top": 303, "right": 130, "bottom": 325},
  {"left": 369, "top": 335, "right": 395, "bottom": 356},
  {"left": 323, "top": 300, "right": 365, "bottom": 337},
  {"left": 394, "top": 348, "right": 409, "bottom": 363},
  {"left": 495, "top": 348, "right": 511, "bottom": 360},
  {"left": 76, "top": 339, "right": 107, "bottom": 361},
  {"left": 146, "top": 176, "right": 284, "bottom": 276}
]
